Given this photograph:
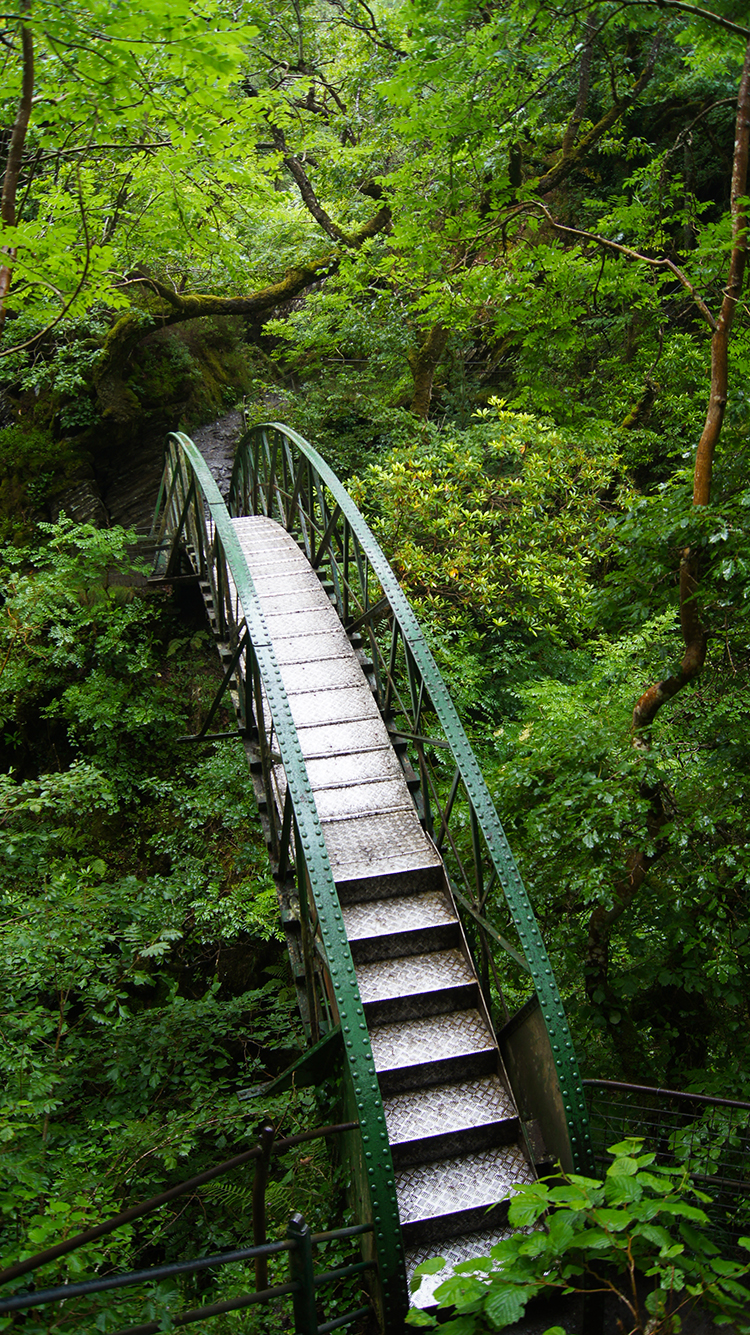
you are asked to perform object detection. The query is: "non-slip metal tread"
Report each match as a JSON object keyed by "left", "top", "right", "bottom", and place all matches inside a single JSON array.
[
  {"left": 406, "top": 1227, "right": 516, "bottom": 1309},
  {"left": 342, "top": 890, "right": 457, "bottom": 942},
  {"left": 313, "top": 778, "right": 416, "bottom": 822},
  {"left": 370, "top": 1009, "right": 495, "bottom": 1078},
  {"left": 356, "top": 949, "right": 475, "bottom": 1007},
  {"left": 384, "top": 1077, "right": 515, "bottom": 1146},
  {"left": 396, "top": 1145, "right": 534, "bottom": 1234}
]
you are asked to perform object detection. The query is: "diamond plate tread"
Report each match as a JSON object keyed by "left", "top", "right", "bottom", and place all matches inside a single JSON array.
[
  {"left": 370, "top": 1010, "right": 495, "bottom": 1074},
  {"left": 262, "top": 607, "right": 343, "bottom": 639},
  {"left": 342, "top": 891, "right": 457, "bottom": 942},
  {"left": 252, "top": 586, "right": 336, "bottom": 616},
  {"left": 286, "top": 685, "right": 382, "bottom": 729},
  {"left": 384, "top": 1077, "right": 515, "bottom": 1146},
  {"left": 277, "top": 659, "right": 367, "bottom": 694},
  {"left": 269, "top": 633, "right": 354, "bottom": 666},
  {"left": 322, "top": 811, "right": 442, "bottom": 884},
  {"left": 396, "top": 1146, "right": 534, "bottom": 1227},
  {"left": 314, "top": 778, "right": 415, "bottom": 822},
  {"left": 305, "top": 749, "right": 403, "bottom": 791},
  {"left": 250, "top": 569, "right": 325, "bottom": 595},
  {"left": 356, "top": 950, "right": 475, "bottom": 1006},
  {"left": 294, "top": 718, "right": 392, "bottom": 759},
  {"left": 406, "top": 1227, "right": 516, "bottom": 1309},
  {"left": 231, "top": 515, "right": 296, "bottom": 548}
]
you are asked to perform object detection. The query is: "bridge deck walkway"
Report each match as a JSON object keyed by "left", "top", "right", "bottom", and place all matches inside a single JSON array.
[{"left": 232, "top": 515, "right": 535, "bottom": 1305}]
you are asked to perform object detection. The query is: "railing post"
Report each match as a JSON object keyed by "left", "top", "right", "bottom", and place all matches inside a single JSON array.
[
  {"left": 253, "top": 1120, "right": 276, "bottom": 1291},
  {"left": 287, "top": 1212, "right": 318, "bottom": 1335}
]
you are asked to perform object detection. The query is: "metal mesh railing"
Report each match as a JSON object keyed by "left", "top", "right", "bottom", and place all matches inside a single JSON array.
[{"left": 584, "top": 1079, "right": 750, "bottom": 1250}]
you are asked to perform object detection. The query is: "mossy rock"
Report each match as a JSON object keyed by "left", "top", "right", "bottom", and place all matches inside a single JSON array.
[{"left": 0, "top": 425, "right": 87, "bottom": 539}]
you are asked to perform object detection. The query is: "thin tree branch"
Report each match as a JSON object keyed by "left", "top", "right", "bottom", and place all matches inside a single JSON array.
[{"left": 518, "top": 201, "right": 718, "bottom": 331}]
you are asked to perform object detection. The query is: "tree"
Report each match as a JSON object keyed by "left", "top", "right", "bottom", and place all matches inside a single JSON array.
[{"left": 586, "top": 34, "right": 750, "bottom": 1015}]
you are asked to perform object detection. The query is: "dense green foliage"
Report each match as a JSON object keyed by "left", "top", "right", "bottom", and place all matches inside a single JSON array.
[
  {"left": 409, "top": 1140, "right": 750, "bottom": 1333},
  {"left": 0, "top": 523, "right": 361, "bottom": 1331},
  {"left": 2, "top": 0, "right": 750, "bottom": 1327}
]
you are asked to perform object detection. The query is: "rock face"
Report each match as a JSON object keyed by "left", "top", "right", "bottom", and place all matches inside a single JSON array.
[
  {"left": 48, "top": 472, "right": 110, "bottom": 528},
  {"left": 45, "top": 408, "right": 243, "bottom": 536}
]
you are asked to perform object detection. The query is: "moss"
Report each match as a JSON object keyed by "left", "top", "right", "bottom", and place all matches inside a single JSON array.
[{"left": 0, "top": 425, "right": 86, "bottom": 539}]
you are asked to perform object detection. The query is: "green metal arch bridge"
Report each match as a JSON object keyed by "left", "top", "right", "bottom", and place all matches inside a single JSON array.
[{"left": 152, "top": 423, "right": 594, "bottom": 1331}]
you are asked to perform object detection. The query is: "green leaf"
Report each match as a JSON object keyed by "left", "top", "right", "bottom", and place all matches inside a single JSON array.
[
  {"left": 406, "top": 1310, "right": 437, "bottom": 1328},
  {"left": 483, "top": 1285, "right": 528, "bottom": 1329}
]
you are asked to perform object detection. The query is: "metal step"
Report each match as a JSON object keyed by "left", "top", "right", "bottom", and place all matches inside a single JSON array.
[
  {"left": 405, "top": 1226, "right": 517, "bottom": 1309},
  {"left": 356, "top": 949, "right": 478, "bottom": 1025},
  {"left": 396, "top": 1145, "right": 535, "bottom": 1247},
  {"left": 384, "top": 1077, "right": 518, "bottom": 1168},
  {"left": 342, "top": 890, "right": 460, "bottom": 962},
  {"left": 370, "top": 1010, "right": 497, "bottom": 1095},
  {"left": 305, "top": 748, "right": 405, "bottom": 792}
]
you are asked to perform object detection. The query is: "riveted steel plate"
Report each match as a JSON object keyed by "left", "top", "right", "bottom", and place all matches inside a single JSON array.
[
  {"left": 296, "top": 719, "right": 393, "bottom": 759},
  {"left": 342, "top": 891, "right": 457, "bottom": 942},
  {"left": 384, "top": 1077, "right": 515, "bottom": 1145},
  {"left": 370, "top": 1010, "right": 495, "bottom": 1074},
  {"left": 278, "top": 659, "right": 366, "bottom": 695},
  {"left": 231, "top": 515, "right": 293, "bottom": 548},
  {"left": 407, "top": 1227, "right": 516, "bottom": 1309},
  {"left": 356, "top": 951, "right": 475, "bottom": 1006},
  {"left": 270, "top": 634, "right": 353, "bottom": 666},
  {"left": 395, "top": 1146, "right": 534, "bottom": 1226},
  {"left": 251, "top": 572, "right": 329, "bottom": 600},
  {"left": 262, "top": 607, "right": 343, "bottom": 639},
  {"left": 252, "top": 587, "right": 333, "bottom": 616},
  {"left": 313, "top": 778, "right": 414, "bottom": 822}
]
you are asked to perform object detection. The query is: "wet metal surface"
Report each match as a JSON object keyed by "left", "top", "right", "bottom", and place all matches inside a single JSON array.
[
  {"left": 369, "top": 1010, "right": 496, "bottom": 1075},
  {"left": 384, "top": 1078, "right": 515, "bottom": 1146},
  {"left": 226, "top": 509, "right": 532, "bottom": 1295},
  {"left": 356, "top": 950, "right": 474, "bottom": 1005},
  {"left": 342, "top": 891, "right": 457, "bottom": 942},
  {"left": 406, "top": 1227, "right": 516, "bottom": 1308},
  {"left": 396, "top": 1145, "right": 534, "bottom": 1227}
]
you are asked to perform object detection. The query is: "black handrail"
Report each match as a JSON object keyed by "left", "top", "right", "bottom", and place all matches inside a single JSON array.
[
  {"left": 583, "top": 1078, "right": 750, "bottom": 1111},
  {"left": 0, "top": 1216, "right": 374, "bottom": 1335},
  {"left": 0, "top": 1120, "right": 357, "bottom": 1288}
]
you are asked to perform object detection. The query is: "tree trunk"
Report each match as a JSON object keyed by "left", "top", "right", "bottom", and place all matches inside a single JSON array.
[
  {"left": 408, "top": 322, "right": 448, "bottom": 417},
  {"left": 0, "top": 2, "right": 34, "bottom": 340},
  {"left": 584, "top": 36, "right": 750, "bottom": 1007}
]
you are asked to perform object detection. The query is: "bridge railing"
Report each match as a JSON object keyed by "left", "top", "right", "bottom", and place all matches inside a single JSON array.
[
  {"left": 152, "top": 432, "right": 407, "bottom": 1329},
  {"left": 584, "top": 1080, "right": 750, "bottom": 1251},
  {"left": 0, "top": 1123, "right": 373, "bottom": 1334},
  {"left": 230, "top": 422, "right": 594, "bottom": 1177}
]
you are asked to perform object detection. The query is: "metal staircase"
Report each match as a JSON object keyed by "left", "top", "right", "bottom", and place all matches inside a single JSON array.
[{"left": 152, "top": 425, "right": 595, "bottom": 1331}]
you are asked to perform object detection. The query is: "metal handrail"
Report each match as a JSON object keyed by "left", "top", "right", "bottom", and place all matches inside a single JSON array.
[
  {"left": 0, "top": 1215, "right": 375, "bottom": 1335},
  {"left": 0, "top": 1122, "right": 358, "bottom": 1289},
  {"left": 151, "top": 433, "right": 407, "bottom": 1327},
  {"left": 583, "top": 1078, "right": 750, "bottom": 1249},
  {"left": 230, "top": 422, "right": 594, "bottom": 1175},
  {"left": 583, "top": 1079, "right": 750, "bottom": 1111}
]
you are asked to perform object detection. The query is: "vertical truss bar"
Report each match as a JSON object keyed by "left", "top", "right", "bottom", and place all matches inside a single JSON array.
[
  {"left": 295, "top": 821, "right": 321, "bottom": 1046},
  {"left": 265, "top": 431, "right": 278, "bottom": 519},
  {"left": 343, "top": 521, "right": 350, "bottom": 624},
  {"left": 435, "top": 765, "right": 462, "bottom": 852},
  {"left": 470, "top": 803, "right": 484, "bottom": 907},
  {"left": 384, "top": 620, "right": 399, "bottom": 717}
]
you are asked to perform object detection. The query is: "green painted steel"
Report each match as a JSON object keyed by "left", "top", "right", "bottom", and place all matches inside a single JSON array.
[
  {"left": 154, "top": 433, "right": 407, "bottom": 1329},
  {"left": 231, "top": 422, "right": 595, "bottom": 1177}
]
